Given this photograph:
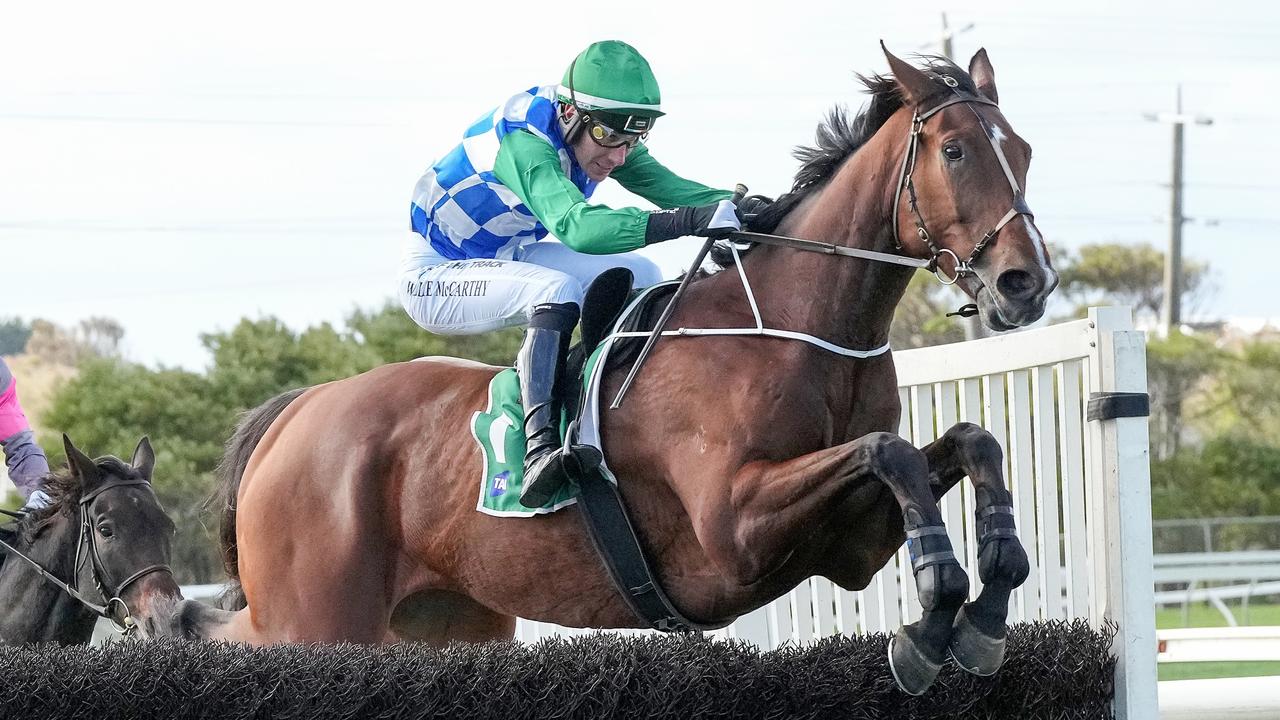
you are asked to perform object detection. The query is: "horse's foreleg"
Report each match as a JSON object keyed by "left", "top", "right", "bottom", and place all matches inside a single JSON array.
[
  {"left": 711, "top": 432, "right": 968, "bottom": 695},
  {"left": 922, "top": 422, "right": 1030, "bottom": 677}
]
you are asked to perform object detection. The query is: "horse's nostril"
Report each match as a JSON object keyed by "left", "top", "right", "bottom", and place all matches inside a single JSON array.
[{"left": 996, "top": 269, "right": 1039, "bottom": 299}]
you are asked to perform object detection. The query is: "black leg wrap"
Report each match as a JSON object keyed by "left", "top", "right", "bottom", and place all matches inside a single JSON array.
[
  {"left": 975, "top": 505, "right": 1029, "bottom": 590},
  {"left": 905, "top": 526, "right": 967, "bottom": 611},
  {"left": 888, "top": 525, "right": 969, "bottom": 696},
  {"left": 949, "top": 505, "right": 1026, "bottom": 676}
]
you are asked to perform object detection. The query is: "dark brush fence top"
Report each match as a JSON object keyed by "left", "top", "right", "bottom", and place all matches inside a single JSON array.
[{"left": 0, "top": 620, "right": 1114, "bottom": 720}]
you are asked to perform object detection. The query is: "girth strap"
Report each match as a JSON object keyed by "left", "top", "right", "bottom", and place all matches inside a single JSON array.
[{"left": 571, "top": 454, "right": 726, "bottom": 632}]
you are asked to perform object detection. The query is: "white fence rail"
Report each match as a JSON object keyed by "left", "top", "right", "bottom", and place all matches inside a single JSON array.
[
  {"left": 1157, "top": 626, "right": 1280, "bottom": 663},
  {"left": 517, "top": 307, "right": 1159, "bottom": 719}
]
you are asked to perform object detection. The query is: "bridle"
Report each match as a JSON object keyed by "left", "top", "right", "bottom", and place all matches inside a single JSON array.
[
  {"left": 0, "top": 478, "right": 171, "bottom": 635},
  {"left": 734, "top": 77, "right": 1035, "bottom": 287},
  {"left": 890, "top": 76, "right": 1035, "bottom": 284},
  {"left": 611, "top": 78, "right": 1039, "bottom": 406}
]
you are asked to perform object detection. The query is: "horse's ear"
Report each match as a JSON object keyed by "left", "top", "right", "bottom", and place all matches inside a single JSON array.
[
  {"left": 132, "top": 436, "right": 155, "bottom": 481},
  {"left": 63, "top": 434, "right": 99, "bottom": 485},
  {"left": 968, "top": 48, "right": 999, "bottom": 104},
  {"left": 881, "top": 41, "right": 934, "bottom": 106}
]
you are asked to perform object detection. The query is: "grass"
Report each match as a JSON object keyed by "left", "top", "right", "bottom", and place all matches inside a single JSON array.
[
  {"left": 1156, "top": 600, "right": 1280, "bottom": 628},
  {"left": 1159, "top": 661, "right": 1280, "bottom": 681},
  {"left": 1157, "top": 600, "right": 1280, "bottom": 681}
]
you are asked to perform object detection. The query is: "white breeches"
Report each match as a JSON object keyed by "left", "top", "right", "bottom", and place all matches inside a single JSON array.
[{"left": 398, "top": 240, "right": 663, "bottom": 335}]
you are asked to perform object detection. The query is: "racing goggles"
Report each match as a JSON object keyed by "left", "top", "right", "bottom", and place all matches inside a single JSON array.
[{"left": 583, "top": 114, "right": 650, "bottom": 149}]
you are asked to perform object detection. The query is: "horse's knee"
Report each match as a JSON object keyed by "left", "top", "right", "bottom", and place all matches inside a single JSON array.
[
  {"left": 859, "top": 432, "right": 927, "bottom": 474},
  {"left": 946, "top": 422, "right": 1003, "bottom": 466}
]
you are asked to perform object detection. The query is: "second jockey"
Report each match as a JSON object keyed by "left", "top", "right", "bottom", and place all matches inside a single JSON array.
[{"left": 401, "top": 40, "right": 767, "bottom": 509}]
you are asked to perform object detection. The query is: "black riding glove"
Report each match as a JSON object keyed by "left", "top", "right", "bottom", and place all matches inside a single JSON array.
[{"left": 644, "top": 199, "right": 742, "bottom": 245}]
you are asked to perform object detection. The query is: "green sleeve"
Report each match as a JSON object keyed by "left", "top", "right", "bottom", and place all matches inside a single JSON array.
[
  {"left": 610, "top": 144, "right": 733, "bottom": 208},
  {"left": 491, "top": 130, "right": 648, "bottom": 254}
]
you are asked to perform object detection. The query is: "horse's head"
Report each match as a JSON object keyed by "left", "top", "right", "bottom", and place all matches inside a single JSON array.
[
  {"left": 882, "top": 45, "right": 1057, "bottom": 331},
  {"left": 62, "top": 435, "right": 181, "bottom": 638}
]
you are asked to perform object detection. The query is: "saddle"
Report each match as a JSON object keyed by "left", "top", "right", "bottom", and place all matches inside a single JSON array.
[{"left": 562, "top": 267, "right": 678, "bottom": 422}]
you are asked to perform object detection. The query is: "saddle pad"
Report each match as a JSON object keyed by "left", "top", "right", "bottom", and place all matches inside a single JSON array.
[
  {"left": 471, "top": 281, "right": 677, "bottom": 518},
  {"left": 471, "top": 368, "right": 578, "bottom": 516}
]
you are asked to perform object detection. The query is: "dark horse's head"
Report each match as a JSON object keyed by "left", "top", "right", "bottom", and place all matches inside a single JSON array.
[
  {"left": 880, "top": 46, "right": 1057, "bottom": 329},
  {"left": 0, "top": 436, "right": 180, "bottom": 644}
]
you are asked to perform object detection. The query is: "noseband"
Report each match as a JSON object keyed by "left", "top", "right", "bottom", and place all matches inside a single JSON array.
[
  {"left": 891, "top": 76, "right": 1036, "bottom": 284},
  {"left": 0, "top": 478, "right": 171, "bottom": 635}
]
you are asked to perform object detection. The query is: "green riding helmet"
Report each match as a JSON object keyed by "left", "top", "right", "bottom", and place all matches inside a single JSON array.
[{"left": 558, "top": 40, "right": 664, "bottom": 135}]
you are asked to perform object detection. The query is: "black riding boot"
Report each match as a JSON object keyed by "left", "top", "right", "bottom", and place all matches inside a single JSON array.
[{"left": 518, "top": 302, "right": 600, "bottom": 508}]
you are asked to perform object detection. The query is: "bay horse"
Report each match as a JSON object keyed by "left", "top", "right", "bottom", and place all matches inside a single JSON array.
[
  {"left": 179, "top": 46, "right": 1057, "bottom": 695},
  {"left": 0, "top": 436, "right": 181, "bottom": 644}
]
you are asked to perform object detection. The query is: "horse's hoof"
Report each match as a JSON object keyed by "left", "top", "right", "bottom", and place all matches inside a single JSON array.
[
  {"left": 948, "top": 605, "right": 1006, "bottom": 676},
  {"left": 888, "top": 627, "right": 943, "bottom": 696}
]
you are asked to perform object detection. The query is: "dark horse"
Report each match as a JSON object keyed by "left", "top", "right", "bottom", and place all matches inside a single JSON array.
[
  {"left": 180, "top": 47, "right": 1057, "bottom": 695},
  {"left": 0, "top": 436, "right": 180, "bottom": 644}
]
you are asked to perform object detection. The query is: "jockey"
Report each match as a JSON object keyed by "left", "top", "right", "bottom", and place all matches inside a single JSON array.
[
  {"left": 0, "top": 358, "right": 51, "bottom": 510},
  {"left": 402, "top": 40, "right": 766, "bottom": 509}
]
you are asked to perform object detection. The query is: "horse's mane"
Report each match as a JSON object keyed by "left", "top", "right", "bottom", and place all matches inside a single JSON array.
[
  {"left": 13, "top": 456, "right": 135, "bottom": 542},
  {"left": 713, "top": 56, "right": 978, "bottom": 269}
]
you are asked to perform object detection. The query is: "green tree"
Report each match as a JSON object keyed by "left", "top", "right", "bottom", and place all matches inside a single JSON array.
[
  {"left": 202, "top": 318, "right": 382, "bottom": 410},
  {"left": 348, "top": 301, "right": 524, "bottom": 366},
  {"left": 889, "top": 273, "right": 968, "bottom": 350},
  {"left": 1152, "top": 435, "right": 1280, "bottom": 522},
  {"left": 1194, "top": 336, "right": 1280, "bottom": 444},
  {"left": 0, "top": 317, "right": 32, "bottom": 355},
  {"left": 1145, "top": 331, "right": 1224, "bottom": 459},
  {"left": 1056, "top": 243, "right": 1211, "bottom": 323}
]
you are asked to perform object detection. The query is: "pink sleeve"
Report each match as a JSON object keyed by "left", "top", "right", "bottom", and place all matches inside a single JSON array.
[{"left": 0, "top": 377, "right": 33, "bottom": 440}]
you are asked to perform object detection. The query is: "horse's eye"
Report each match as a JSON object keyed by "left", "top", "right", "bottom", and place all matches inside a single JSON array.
[
  {"left": 943, "top": 144, "right": 964, "bottom": 161},
  {"left": 97, "top": 524, "right": 114, "bottom": 538}
]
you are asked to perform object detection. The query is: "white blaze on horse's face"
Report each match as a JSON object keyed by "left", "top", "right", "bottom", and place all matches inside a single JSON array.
[
  {"left": 988, "top": 123, "right": 1051, "bottom": 276},
  {"left": 961, "top": 111, "right": 1057, "bottom": 330}
]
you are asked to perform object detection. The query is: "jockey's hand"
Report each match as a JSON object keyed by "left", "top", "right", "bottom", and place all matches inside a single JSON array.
[
  {"left": 644, "top": 200, "right": 742, "bottom": 245},
  {"left": 734, "top": 194, "right": 774, "bottom": 225}
]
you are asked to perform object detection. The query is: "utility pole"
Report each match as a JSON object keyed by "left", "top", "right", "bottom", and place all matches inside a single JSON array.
[
  {"left": 931, "top": 13, "right": 981, "bottom": 339},
  {"left": 1145, "top": 86, "right": 1212, "bottom": 336},
  {"left": 937, "top": 12, "right": 974, "bottom": 62}
]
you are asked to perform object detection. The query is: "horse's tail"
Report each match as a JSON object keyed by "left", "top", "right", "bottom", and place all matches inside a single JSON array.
[{"left": 215, "top": 387, "right": 308, "bottom": 605}]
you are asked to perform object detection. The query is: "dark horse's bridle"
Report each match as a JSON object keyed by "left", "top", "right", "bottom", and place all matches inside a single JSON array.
[{"left": 0, "top": 478, "right": 171, "bottom": 635}]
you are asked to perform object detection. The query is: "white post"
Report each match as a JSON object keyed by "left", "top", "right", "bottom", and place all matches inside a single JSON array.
[{"left": 1086, "top": 307, "right": 1158, "bottom": 720}]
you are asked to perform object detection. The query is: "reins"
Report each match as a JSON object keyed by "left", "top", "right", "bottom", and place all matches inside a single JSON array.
[
  {"left": 0, "top": 478, "right": 171, "bottom": 635},
  {"left": 610, "top": 81, "right": 1031, "bottom": 409}
]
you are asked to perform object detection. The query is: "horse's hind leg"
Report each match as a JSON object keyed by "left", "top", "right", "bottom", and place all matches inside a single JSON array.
[
  {"left": 922, "top": 422, "right": 1030, "bottom": 677},
  {"left": 844, "top": 433, "right": 970, "bottom": 696}
]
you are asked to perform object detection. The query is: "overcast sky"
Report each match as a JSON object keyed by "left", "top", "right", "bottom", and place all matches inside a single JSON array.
[{"left": 3, "top": 0, "right": 1277, "bottom": 369}]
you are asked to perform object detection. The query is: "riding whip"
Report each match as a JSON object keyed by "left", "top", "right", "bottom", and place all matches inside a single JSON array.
[{"left": 610, "top": 184, "right": 747, "bottom": 409}]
